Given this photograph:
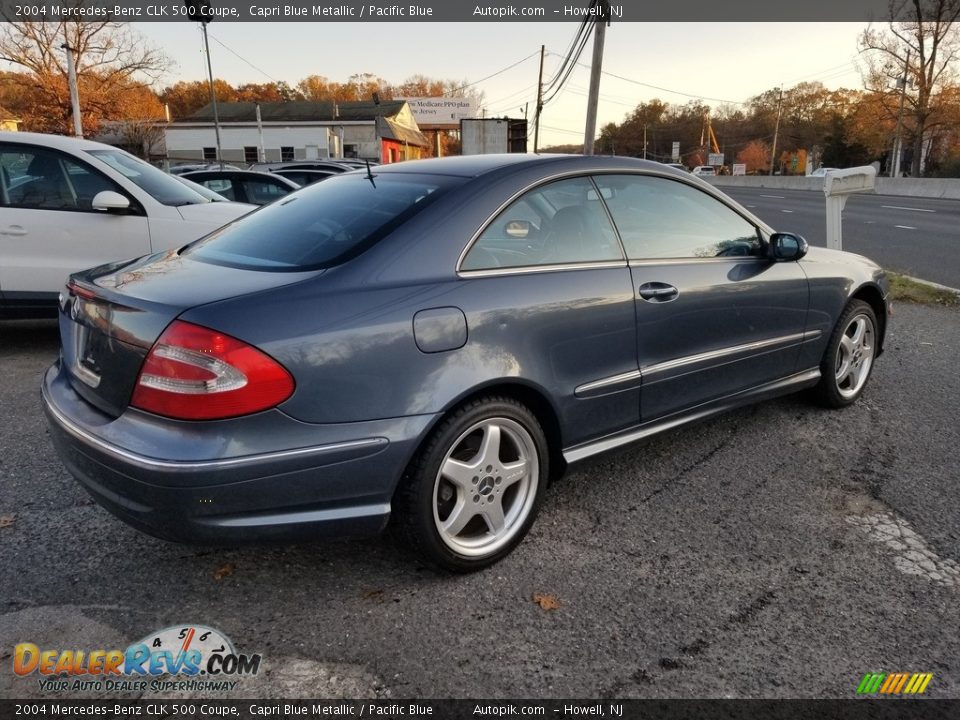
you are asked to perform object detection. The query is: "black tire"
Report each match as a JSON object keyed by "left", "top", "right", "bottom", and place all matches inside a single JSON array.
[
  {"left": 393, "top": 396, "right": 549, "bottom": 572},
  {"left": 814, "top": 299, "right": 879, "bottom": 408}
]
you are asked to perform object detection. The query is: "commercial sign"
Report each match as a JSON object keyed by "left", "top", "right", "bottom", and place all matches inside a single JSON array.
[
  {"left": 398, "top": 97, "right": 478, "bottom": 129},
  {"left": 708, "top": 153, "right": 725, "bottom": 166},
  {"left": 671, "top": 141, "right": 680, "bottom": 161}
]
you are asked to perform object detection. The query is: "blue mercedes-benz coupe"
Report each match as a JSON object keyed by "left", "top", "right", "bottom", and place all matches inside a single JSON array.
[{"left": 43, "top": 154, "right": 888, "bottom": 571}]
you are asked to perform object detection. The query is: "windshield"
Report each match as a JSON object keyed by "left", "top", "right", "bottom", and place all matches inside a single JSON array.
[
  {"left": 86, "top": 149, "right": 209, "bottom": 206},
  {"left": 184, "top": 172, "right": 463, "bottom": 271}
]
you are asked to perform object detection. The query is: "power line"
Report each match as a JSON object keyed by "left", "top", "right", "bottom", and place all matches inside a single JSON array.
[
  {"left": 207, "top": 31, "right": 280, "bottom": 84},
  {"left": 441, "top": 51, "right": 541, "bottom": 97},
  {"left": 552, "top": 52, "right": 749, "bottom": 106}
]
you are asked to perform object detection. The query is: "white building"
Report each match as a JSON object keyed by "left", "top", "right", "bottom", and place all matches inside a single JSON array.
[{"left": 165, "top": 100, "right": 430, "bottom": 165}]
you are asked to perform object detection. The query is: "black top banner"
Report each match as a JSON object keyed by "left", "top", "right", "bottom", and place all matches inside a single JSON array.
[{"left": 0, "top": 0, "right": 914, "bottom": 23}]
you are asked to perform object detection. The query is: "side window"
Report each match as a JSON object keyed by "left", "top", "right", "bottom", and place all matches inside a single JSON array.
[
  {"left": 0, "top": 147, "right": 120, "bottom": 212},
  {"left": 241, "top": 178, "right": 291, "bottom": 204},
  {"left": 199, "top": 178, "right": 236, "bottom": 201},
  {"left": 462, "top": 176, "right": 623, "bottom": 271},
  {"left": 593, "top": 174, "right": 762, "bottom": 260}
]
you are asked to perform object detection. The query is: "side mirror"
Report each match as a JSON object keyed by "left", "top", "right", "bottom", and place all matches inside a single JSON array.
[
  {"left": 92, "top": 191, "right": 131, "bottom": 214},
  {"left": 767, "top": 232, "right": 808, "bottom": 262}
]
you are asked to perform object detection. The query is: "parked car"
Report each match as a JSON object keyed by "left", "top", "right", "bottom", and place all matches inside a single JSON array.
[
  {"left": 270, "top": 168, "right": 337, "bottom": 186},
  {"left": 662, "top": 162, "right": 688, "bottom": 172},
  {"left": 250, "top": 161, "right": 354, "bottom": 174},
  {"left": 172, "top": 175, "right": 231, "bottom": 202},
  {"left": 182, "top": 170, "right": 300, "bottom": 205},
  {"left": 810, "top": 167, "right": 837, "bottom": 177},
  {"left": 43, "top": 154, "right": 889, "bottom": 572},
  {"left": 169, "top": 163, "right": 242, "bottom": 175},
  {"left": 691, "top": 165, "right": 716, "bottom": 176},
  {"left": 0, "top": 132, "right": 255, "bottom": 318}
]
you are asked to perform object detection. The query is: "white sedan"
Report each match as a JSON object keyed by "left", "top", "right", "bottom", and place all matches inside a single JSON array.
[{"left": 0, "top": 132, "right": 255, "bottom": 318}]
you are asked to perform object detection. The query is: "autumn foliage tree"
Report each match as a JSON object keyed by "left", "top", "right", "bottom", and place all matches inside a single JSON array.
[
  {"left": 736, "top": 140, "right": 771, "bottom": 173},
  {"left": 859, "top": 0, "right": 960, "bottom": 175},
  {"left": 0, "top": 20, "right": 170, "bottom": 134}
]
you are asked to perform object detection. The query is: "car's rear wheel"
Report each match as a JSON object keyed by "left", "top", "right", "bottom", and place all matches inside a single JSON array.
[
  {"left": 394, "top": 397, "right": 548, "bottom": 572},
  {"left": 814, "top": 299, "right": 878, "bottom": 408}
]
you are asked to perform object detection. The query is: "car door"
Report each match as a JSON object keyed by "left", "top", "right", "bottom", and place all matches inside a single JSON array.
[
  {"left": 459, "top": 176, "right": 639, "bottom": 447},
  {"left": 592, "top": 173, "right": 810, "bottom": 422},
  {"left": 0, "top": 143, "right": 151, "bottom": 301}
]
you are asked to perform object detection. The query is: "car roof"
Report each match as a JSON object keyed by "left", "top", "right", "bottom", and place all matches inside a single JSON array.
[
  {"left": 370, "top": 153, "right": 685, "bottom": 179},
  {"left": 0, "top": 130, "right": 120, "bottom": 152}
]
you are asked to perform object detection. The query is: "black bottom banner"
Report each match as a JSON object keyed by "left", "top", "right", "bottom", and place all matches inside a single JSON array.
[{"left": 2, "top": 700, "right": 959, "bottom": 720}]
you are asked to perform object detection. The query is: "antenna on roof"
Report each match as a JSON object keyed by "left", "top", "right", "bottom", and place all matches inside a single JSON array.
[{"left": 364, "top": 158, "right": 376, "bottom": 188}]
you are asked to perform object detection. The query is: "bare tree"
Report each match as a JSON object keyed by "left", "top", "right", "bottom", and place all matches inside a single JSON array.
[
  {"left": 860, "top": 0, "right": 960, "bottom": 174},
  {"left": 0, "top": 18, "right": 171, "bottom": 134}
]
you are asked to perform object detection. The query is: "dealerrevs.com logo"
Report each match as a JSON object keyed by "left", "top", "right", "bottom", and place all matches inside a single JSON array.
[
  {"left": 857, "top": 672, "right": 934, "bottom": 695},
  {"left": 13, "top": 625, "right": 261, "bottom": 693}
]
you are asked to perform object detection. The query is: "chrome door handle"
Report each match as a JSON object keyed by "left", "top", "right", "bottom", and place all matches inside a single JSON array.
[
  {"left": 638, "top": 282, "right": 679, "bottom": 302},
  {"left": 0, "top": 225, "right": 27, "bottom": 236}
]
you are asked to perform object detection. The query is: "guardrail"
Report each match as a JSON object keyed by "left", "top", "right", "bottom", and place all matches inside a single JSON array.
[{"left": 708, "top": 175, "right": 960, "bottom": 200}]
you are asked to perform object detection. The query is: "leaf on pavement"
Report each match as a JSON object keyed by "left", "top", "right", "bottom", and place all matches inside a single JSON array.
[
  {"left": 0, "top": 515, "right": 14, "bottom": 529},
  {"left": 532, "top": 592, "right": 561, "bottom": 611},
  {"left": 213, "top": 562, "right": 235, "bottom": 581},
  {"left": 362, "top": 589, "right": 385, "bottom": 601}
]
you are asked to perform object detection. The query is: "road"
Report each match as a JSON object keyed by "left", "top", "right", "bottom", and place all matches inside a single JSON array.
[
  {"left": 718, "top": 186, "right": 960, "bottom": 289},
  {"left": 1, "top": 306, "right": 959, "bottom": 700}
]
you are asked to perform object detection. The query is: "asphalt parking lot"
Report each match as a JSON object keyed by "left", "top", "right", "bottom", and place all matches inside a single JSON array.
[{"left": 1, "top": 301, "right": 958, "bottom": 700}]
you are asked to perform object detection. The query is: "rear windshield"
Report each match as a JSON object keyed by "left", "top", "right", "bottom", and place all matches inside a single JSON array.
[{"left": 183, "top": 172, "right": 460, "bottom": 271}]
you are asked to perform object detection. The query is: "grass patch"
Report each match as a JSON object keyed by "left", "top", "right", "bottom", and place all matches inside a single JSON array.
[{"left": 887, "top": 272, "right": 960, "bottom": 307}]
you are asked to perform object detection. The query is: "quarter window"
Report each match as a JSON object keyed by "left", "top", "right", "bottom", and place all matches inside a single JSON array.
[
  {"left": 592, "top": 175, "right": 762, "bottom": 260},
  {"left": 462, "top": 176, "right": 623, "bottom": 271}
]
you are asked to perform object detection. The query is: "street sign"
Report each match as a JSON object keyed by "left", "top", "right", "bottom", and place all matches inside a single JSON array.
[
  {"left": 732, "top": 163, "right": 746, "bottom": 176},
  {"left": 708, "top": 153, "right": 724, "bottom": 166},
  {"left": 671, "top": 141, "right": 680, "bottom": 161}
]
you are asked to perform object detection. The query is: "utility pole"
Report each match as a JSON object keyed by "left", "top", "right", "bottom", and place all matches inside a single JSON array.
[
  {"left": 185, "top": 3, "right": 223, "bottom": 168},
  {"left": 643, "top": 124, "right": 647, "bottom": 159},
  {"left": 200, "top": 21, "right": 223, "bottom": 169},
  {"left": 533, "top": 45, "right": 545, "bottom": 153},
  {"left": 61, "top": 43, "right": 82, "bottom": 137},
  {"left": 583, "top": 1, "right": 609, "bottom": 156},
  {"left": 891, "top": 48, "right": 911, "bottom": 178},
  {"left": 769, "top": 87, "right": 784, "bottom": 176}
]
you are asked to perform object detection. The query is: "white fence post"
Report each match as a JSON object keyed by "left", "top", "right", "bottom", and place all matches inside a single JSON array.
[{"left": 823, "top": 167, "right": 877, "bottom": 251}]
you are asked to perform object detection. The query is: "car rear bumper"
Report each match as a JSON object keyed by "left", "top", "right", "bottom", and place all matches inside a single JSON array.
[{"left": 41, "top": 361, "right": 437, "bottom": 544}]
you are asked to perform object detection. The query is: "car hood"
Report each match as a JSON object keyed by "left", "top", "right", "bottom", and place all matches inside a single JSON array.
[{"left": 176, "top": 201, "right": 256, "bottom": 224}]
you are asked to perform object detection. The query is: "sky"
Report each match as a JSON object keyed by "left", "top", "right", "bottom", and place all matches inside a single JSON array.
[{"left": 134, "top": 21, "right": 870, "bottom": 148}]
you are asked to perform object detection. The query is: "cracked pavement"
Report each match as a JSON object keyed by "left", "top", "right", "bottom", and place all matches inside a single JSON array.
[{"left": 1, "top": 301, "right": 958, "bottom": 699}]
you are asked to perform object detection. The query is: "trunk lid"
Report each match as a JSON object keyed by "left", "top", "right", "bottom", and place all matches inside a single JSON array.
[{"left": 60, "top": 249, "right": 320, "bottom": 418}]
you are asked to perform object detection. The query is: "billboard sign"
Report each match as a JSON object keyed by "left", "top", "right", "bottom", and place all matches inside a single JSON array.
[
  {"left": 708, "top": 153, "right": 725, "bottom": 166},
  {"left": 399, "top": 97, "right": 478, "bottom": 129}
]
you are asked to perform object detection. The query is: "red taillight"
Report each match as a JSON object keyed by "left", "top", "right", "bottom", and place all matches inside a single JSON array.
[{"left": 131, "top": 320, "right": 294, "bottom": 420}]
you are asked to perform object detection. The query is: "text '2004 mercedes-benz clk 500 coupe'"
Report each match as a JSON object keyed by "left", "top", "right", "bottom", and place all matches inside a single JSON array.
[{"left": 42, "top": 154, "right": 889, "bottom": 571}]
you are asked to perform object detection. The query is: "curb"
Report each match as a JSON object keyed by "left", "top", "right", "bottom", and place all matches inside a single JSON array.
[{"left": 898, "top": 274, "right": 960, "bottom": 296}]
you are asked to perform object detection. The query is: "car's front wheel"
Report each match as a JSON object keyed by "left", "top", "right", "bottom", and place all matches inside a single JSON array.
[
  {"left": 394, "top": 397, "right": 548, "bottom": 572},
  {"left": 814, "top": 299, "right": 878, "bottom": 408}
]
